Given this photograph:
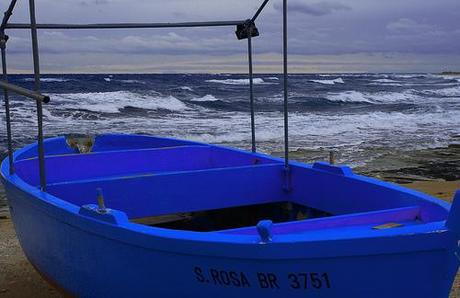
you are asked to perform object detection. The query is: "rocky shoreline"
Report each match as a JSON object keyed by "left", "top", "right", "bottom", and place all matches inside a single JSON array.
[{"left": 357, "top": 144, "right": 460, "bottom": 184}]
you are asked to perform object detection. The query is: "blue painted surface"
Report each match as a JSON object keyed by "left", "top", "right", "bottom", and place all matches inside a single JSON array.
[{"left": 1, "top": 134, "right": 459, "bottom": 297}]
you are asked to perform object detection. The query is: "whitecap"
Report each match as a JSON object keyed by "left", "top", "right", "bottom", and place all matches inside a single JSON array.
[
  {"left": 206, "top": 78, "right": 272, "bottom": 85},
  {"left": 118, "top": 79, "right": 145, "bottom": 84},
  {"left": 326, "top": 90, "right": 419, "bottom": 104},
  {"left": 189, "top": 95, "right": 220, "bottom": 102},
  {"left": 22, "top": 78, "right": 70, "bottom": 82},
  {"left": 180, "top": 86, "right": 194, "bottom": 91},
  {"left": 419, "top": 86, "right": 460, "bottom": 97},
  {"left": 310, "top": 78, "right": 345, "bottom": 85},
  {"left": 390, "top": 74, "right": 428, "bottom": 79},
  {"left": 49, "top": 91, "right": 187, "bottom": 113},
  {"left": 371, "top": 79, "right": 400, "bottom": 83}
]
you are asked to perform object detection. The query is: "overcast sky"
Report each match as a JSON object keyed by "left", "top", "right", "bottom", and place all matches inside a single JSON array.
[{"left": 1, "top": 0, "right": 459, "bottom": 73}]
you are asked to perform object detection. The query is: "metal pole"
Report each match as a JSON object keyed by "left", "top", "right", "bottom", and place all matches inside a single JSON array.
[
  {"left": 28, "top": 0, "right": 46, "bottom": 191},
  {"left": 251, "top": 0, "right": 270, "bottom": 22},
  {"left": 282, "top": 0, "right": 289, "bottom": 170},
  {"left": 0, "top": 81, "right": 50, "bottom": 102},
  {"left": 0, "top": 33, "right": 14, "bottom": 174},
  {"left": 248, "top": 31, "right": 256, "bottom": 153}
]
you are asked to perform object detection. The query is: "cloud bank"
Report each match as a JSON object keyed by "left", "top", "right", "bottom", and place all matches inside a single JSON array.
[{"left": 1, "top": 0, "right": 459, "bottom": 73}]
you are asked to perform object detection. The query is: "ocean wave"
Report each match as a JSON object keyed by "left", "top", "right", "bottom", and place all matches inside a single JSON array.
[
  {"left": 310, "top": 78, "right": 344, "bottom": 85},
  {"left": 179, "top": 110, "right": 460, "bottom": 150},
  {"left": 50, "top": 91, "right": 187, "bottom": 113},
  {"left": 419, "top": 86, "right": 460, "bottom": 97},
  {"left": 189, "top": 95, "right": 220, "bottom": 102},
  {"left": 389, "top": 74, "right": 428, "bottom": 79},
  {"left": 22, "top": 77, "right": 70, "bottom": 82},
  {"left": 206, "top": 78, "right": 273, "bottom": 85},
  {"left": 372, "top": 79, "right": 400, "bottom": 83},
  {"left": 118, "top": 79, "right": 146, "bottom": 84},
  {"left": 326, "top": 90, "right": 419, "bottom": 104},
  {"left": 180, "top": 86, "right": 194, "bottom": 91},
  {"left": 432, "top": 75, "right": 460, "bottom": 83}
]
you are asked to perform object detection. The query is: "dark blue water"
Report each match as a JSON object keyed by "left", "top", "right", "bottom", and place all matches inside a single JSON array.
[{"left": 0, "top": 73, "right": 459, "bottom": 169}]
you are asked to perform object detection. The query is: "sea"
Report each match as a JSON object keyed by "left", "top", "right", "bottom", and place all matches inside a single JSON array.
[{"left": 0, "top": 72, "right": 459, "bottom": 171}]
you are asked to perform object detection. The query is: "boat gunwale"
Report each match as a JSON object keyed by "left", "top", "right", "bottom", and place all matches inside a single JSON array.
[{"left": 8, "top": 135, "right": 453, "bottom": 212}]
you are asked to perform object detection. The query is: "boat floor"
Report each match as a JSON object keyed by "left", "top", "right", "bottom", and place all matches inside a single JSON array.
[
  {"left": 130, "top": 202, "right": 422, "bottom": 235},
  {"left": 131, "top": 201, "right": 331, "bottom": 232}
]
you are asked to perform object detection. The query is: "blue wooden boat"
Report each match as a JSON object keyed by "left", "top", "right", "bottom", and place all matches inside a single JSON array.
[
  {"left": 1, "top": 134, "right": 459, "bottom": 297},
  {"left": 1, "top": 0, "right": 459, "bottom": 297}
]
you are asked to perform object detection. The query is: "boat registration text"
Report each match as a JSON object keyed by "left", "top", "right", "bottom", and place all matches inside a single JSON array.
[{"left": 193, "top": 267, "right": 331, "bottom": 290}]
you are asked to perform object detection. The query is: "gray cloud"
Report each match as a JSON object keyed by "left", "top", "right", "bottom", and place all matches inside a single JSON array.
[
  {"left": 1, "top": 0, "right": 459, "bottom": 73},
  {"left": 274, "top": 1, "right": 351, "bottom": 16},
  {"left": 386, "top": 18, "right": 435, "bottom": 33}
]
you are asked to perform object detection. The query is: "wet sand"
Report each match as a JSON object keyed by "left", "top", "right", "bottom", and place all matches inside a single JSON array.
[{"left": 0, "top": 179, "right": 458, "bottom": 297}]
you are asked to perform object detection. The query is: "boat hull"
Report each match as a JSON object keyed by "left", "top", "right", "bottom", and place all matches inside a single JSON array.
[{"left": 4, "top": 181, "right": 458, "bottom": 298}]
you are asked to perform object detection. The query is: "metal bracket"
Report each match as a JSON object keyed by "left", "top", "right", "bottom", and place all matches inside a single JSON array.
[{"left": 235, "top": 20, "right": 259, "bottom": 40}]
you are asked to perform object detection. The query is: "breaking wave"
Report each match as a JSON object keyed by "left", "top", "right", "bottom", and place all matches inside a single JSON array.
[
  {"left": 117, "top": 79, "right": 146, "bottom": 84},
  {"left": 326, "top": 90, "right": 419, "bottom": 104},
  {"left": 22, "top": 77, "right": 71, "bottom": 82},
  {"left": 419, "top": 86, "right": 460, "bottom": 97},
  {"left": 50, "top": 91, "right": 187, "bottom": 113},
  {"left": 180, "top": 86, "right": 194, "bottom": 91},
  {"left": 189, "top": 95, "right": 220, "bottom": 102},
  {"left": 372, "top": 79, "right": 400, "bottom": 83},
  {"left": 310, "top": 78, "right": 344, "bottom": 85},
  {"left": 206, "top": 78, "right": 272, "bottom": 85}
]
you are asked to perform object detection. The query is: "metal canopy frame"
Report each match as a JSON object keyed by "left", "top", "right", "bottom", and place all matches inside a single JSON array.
[{"left": 0, "top": 0, "right": 290, "bottom": 191}]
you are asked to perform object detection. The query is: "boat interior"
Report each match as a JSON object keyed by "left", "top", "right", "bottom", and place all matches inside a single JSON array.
[{"left": 11, "top": 135, "right": 449, "bottom": 235}]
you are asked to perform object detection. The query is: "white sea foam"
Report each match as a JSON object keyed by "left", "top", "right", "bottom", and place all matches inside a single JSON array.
[
  {"left": 372, "top": 79, "right": 400, "bottom": 83},
  {"left": 310, "top": 78, "right": 344, "bottom": 85},
  {"left": 326, "top": 90, "right": 419, "bottom": 104},
  {"left": 23, "top": 78, "right": 70, "bottom": 82},
  {"left": 180, "top": 86, "right": 194, "bottom": 91},
  {"left": 206, "top": 78, "right": 271, "bottom": 85},
  {"left": 50, "top": 91, "right": 187, "bottom": 113},
  {"left": 118, "top": 79, "right": 145, "bottom": 84},
  {"left": 432, "top": 75, "right": 460, "bottom": 83},
  {"left": 390, "top": 74, "right": 428, "bottom": 79},
  {"left": 178, "top": 110, "right": 460, "bottom": 153},
  {"left": 189, "top": 95, "right": 220, "bottom": 102},
  {"left": 419, "top": 86, "right": 460, "bottom": 97},
  {"left": 104, "top": 78, "right": 111, "bottom": 82}
]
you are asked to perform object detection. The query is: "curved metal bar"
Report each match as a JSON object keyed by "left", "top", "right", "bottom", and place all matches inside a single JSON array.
[
  {"left": 0, "top": 0, "right": 18, "bottom": 30},
  {"left": 0, "top": 0, "right": 275, "bottom": 193}
]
